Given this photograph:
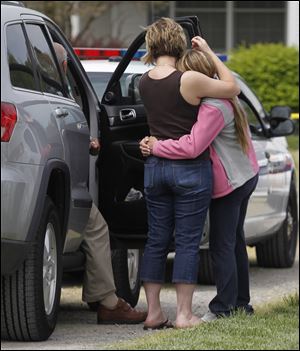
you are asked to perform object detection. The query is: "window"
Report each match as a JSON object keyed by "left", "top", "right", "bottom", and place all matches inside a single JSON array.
[
  {"left": 235, "top": 1, "right": 285, "bottom": 9},
  {"left": 171, "top": 1, "right": 287, "bottom": 51},
  {"left": 234, "top": 1, "right": 286, "bottom": 46},
  {"left": 239, "top": 99, "right": 258, "bottom": 126},
  {"left": 25, "top": 24, "right": 65, "bottom": 96},
  {"left": 236, "top": 77, "right": 266, "bottom": 119},
  {"left": 175, "top": 1, "right": 226, "bottom": 52},
  {"left": 7, "top": 24, "right": 37, "bottom": 91},
  {"left": 87, "top": 70, "right": 143, "bottom": 103}
]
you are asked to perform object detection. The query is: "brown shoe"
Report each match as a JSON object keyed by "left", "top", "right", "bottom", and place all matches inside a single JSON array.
[{"left": 97, "top": 298, "right": 147, "bottom": 324}]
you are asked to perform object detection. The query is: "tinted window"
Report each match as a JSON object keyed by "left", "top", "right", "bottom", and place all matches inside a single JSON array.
[
  {"left": 7, "top": 24, "right": 37, "bottom": 91},
  {"left": 239, "top": 99, "right": 258, "bottom": 126},
  {"left": 25, "top": 24, "right": 64, "bottom": 96},
  {"left": 237, "top": 77, "right": 266, "bottom": 118},
  {"left": 87, "top": 72, "right": 139, "bottom": 100}
]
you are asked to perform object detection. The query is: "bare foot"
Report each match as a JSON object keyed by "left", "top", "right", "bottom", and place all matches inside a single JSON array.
[{"left": 175, "top": 314, "right": 203, "bottom": 329}]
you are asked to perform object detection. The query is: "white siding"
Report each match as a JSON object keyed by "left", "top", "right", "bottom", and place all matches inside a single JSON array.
[{"left": 287, "top": 1, "right": 299, "bottom": 47}]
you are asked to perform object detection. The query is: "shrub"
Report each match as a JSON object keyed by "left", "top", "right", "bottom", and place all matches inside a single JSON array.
[{"left": 227, "top": 44, "right": 299, "bottom": 113}]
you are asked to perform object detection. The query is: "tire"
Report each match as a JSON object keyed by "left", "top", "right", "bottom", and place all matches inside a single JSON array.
[
  {"left": 198, "top": 249, "right": 215, "bottom": 285},
  {"left": 256, "top": 179, "right": 298, "bottom": 268},
  {"left": 111, "top": 248, "right": 142, "bottom": 307},
  {"left": 1, "top": 196, "right": 63, "bottom": 341}
]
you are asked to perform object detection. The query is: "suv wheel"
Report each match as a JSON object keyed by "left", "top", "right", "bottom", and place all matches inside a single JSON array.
[
  {"left": 256, "top": 180, "right": 298, "bottom": 268},
  {"left": 1, "top": 196, "right": 62, "bottom": 341},
  {"left": 111, "top": 249, "right": 142, "bottom": 307},
  {"left": 198, "top": 249, "right": 215, "bottom": 285}
]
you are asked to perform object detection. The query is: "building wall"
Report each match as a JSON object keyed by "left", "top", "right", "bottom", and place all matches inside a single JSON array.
[
  {"left": 74, "top": 1, "right": 299, "bottom": 50},
  {"left": 287, "top": 1, "right": 299, "bottom": 47},
  {"left": 77, "top": 2, "right": 148, "bottom": 47}
]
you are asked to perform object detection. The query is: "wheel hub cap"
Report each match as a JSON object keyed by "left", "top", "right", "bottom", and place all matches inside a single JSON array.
[{"left": 43, "top": 223, "right": 57, "bottom": 315}]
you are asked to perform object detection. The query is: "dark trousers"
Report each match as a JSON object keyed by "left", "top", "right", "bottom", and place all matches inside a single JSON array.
[{"left": 209, "top": 174, "right": 259, "bottom": 315}]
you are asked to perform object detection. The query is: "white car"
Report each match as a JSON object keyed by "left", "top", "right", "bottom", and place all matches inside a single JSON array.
[{"left": 81, "top": 54, "right": 298, "bottom": 287}]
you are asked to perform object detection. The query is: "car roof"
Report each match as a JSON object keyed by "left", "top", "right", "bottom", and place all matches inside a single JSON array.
[
  {"left": 81, "top": 60, "right": 151, "bottom": 74},
  {"left": 80, "top": 59, "right": 240, "bottom": 78},
  {"left": 1, "top": 3, "right": 53, "bottom": 24}
]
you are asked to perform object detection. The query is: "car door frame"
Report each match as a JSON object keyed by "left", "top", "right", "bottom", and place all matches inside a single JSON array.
[{"left": 21, "top": 16, "right": 94, "bottom": 247}]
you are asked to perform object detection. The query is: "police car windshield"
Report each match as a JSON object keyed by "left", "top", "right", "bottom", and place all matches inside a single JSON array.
[{"left": 82, "top": 60, "right": 150, "bottom": 101}]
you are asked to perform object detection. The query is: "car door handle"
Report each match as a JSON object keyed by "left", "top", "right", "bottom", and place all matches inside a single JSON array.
[
  {"left": 119, "top": 109, "right": 136, "bottom": 122},
  {"left": 55, "top": 107, "right": 69, "bottom": 118}
]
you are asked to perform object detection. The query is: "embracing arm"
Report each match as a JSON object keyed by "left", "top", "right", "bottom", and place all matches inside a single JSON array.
[
  {"left": 152, "top": 103, "right": 225, "bottom": 159},
  {"left": 181, "top": 37, "right": 240, "bottom": 99}
]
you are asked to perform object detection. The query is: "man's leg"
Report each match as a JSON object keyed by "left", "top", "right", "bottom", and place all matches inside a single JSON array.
[
  {"left": 81, "top": 203, "right": 147, "bottom": 324},
  {"left": 81, "top": 203, "right": 117, "bottom": 307}
]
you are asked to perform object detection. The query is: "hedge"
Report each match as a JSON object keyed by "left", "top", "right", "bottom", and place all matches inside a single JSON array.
[{"left": 226, "top": 43, "right": 299, "bottom": 113}]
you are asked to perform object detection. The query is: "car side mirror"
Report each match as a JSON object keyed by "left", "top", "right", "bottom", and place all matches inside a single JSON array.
[
  {"left": 269, "top": 117, "right": 295, "bottom": 137},
  {"left": 270, "top": 106, "right": 292, "bottom": 120},
  {"left": 268, "top": 106, "right": 295, "bottom": 137}
]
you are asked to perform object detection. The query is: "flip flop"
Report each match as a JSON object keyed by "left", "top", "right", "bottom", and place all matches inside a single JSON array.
[{"left": 143, "top": 319, "right": 174, "bottom": 331}]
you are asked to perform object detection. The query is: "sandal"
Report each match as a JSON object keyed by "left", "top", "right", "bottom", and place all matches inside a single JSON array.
[{"left": 143, "top": 319, "right": 174, "bottom": 330}]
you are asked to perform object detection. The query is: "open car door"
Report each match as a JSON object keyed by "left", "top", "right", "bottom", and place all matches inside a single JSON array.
[{"left": 97, "top": 17, "right": 202, "bottom": 247}]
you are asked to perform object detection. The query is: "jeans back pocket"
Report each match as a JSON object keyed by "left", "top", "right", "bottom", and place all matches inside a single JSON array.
[
  {"left": 144, "top": 157, "right": 159, "bottom": 189},
  {"left": 172, "top": 160, "right": 211, "bottom": 190}
]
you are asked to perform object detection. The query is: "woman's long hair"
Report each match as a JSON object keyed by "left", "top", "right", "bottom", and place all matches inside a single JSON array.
[{"left": 178, "top": 49, "right": 250, "bottom": 154}]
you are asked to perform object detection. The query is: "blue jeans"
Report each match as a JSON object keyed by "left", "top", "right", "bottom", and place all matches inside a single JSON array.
[{"left": 140, "top": 156, "right": 212, "bottom": 284}]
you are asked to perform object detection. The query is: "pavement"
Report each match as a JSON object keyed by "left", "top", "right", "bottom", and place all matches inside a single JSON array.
[{"left": 1, "top": 247, "right": 299, "bottom": 350}]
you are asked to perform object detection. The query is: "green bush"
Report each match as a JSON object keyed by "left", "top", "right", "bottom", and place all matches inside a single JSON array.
[{"left": 227, "top": 44, "right": 299, "bottom": 113}]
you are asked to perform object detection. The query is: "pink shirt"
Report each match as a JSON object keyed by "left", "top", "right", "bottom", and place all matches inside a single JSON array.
[{"left": 152, "top": 98, "right": 259, "bottom": 198}]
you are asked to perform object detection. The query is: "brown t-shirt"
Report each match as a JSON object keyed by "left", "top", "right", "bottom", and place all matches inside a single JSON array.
[{"left": 139, "top": 70, "right": 200, "bottom": 140}]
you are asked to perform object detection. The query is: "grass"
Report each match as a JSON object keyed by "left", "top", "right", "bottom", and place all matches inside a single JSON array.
[
  {"left": 103, "top": 293, "right": 299, "bottom": 350},
  {"left": 290, "top": 148, "right": 299, "bottom": 185},
  {"left": 287, "top": 134, "right": 299, "bottom": 151}
]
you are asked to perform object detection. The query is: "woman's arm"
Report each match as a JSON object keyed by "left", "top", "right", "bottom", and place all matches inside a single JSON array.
[
  {"left": 141, "top": 102, "right": 226, "bottom": 159},
  {"left": 181, "top": 37, "right": 240, "bottom": 100}
]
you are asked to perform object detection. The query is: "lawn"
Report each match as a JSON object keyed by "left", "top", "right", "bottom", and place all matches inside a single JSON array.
[
  {"left": 287, "top": 134, "right": 299, "bottom": 151},
  {"left": 104, "top": 294, "right": 299, "bottom": 350}
]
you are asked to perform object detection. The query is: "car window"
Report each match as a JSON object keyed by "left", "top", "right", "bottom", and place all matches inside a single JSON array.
[
  {"left": 87, "top": 72, "right": 136, "bottom": 101},
  {"left": 87, "top": 72, "right": 112, "bottom": 101},
  {"left": 237, "top": 76, "right": 266, "bottom": 118},
  {"left": 6, "top": 24, "right": 38, "bottom": 91},
  {"left": 239, "top": 99, "right": 258, "bottom": 126},
  {"left": 239, "top": 98, "right": 264, "bottom": 139},
  {"left": 25, "top": 24, "right": 65, "bottom": 97},
  {"left": 64, "top": 67, "right": 83, "bottom": 107},
  {"left": 46, "top": 26, "right": 91, "bottom": 121}
]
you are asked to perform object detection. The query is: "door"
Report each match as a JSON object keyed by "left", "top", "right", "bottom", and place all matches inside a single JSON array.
[
  {"left": 23, "top": 20, "right": 92, "bottom": 246},
  {"left": 97, "top": 17, "right": 201, "bottom": 244}
]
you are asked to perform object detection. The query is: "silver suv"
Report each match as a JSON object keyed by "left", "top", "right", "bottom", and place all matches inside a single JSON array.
[
  {"left": 1, "top": 2, "right": 298, "bottom": 342},
  {"left": 1, "top": 2, "right": 98, "bottom": 341}
]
